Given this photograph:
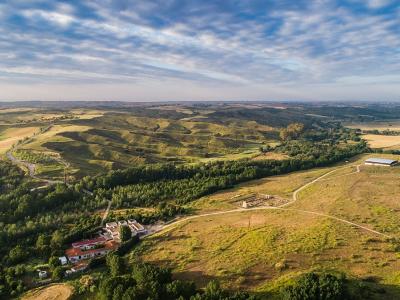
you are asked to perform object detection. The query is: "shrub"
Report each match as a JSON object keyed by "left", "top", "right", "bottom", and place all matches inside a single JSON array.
[{"left": 281, "top": 272, "right": 347, "bottom": 300}]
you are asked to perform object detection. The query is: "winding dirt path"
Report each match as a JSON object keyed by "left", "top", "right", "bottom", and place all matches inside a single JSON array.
[
  {"left": 148, "top": 163, "right": 392, "bottom": 239},
  {"left": 5, "top": 126, "right": 64, "bottom": 186},
  {"left": 287, "top": 164, "right": 361, "bottom": 206}
]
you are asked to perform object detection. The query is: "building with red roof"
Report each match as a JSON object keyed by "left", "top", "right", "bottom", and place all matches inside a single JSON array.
[
  {"left": 71, "top": 236, "right": 108, "bottom": 250},
  {"left": 66, "top": 240, "right": 118, "bottom": 264}
]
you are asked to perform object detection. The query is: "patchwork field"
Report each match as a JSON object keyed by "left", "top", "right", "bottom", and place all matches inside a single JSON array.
[{"left": 136, "top": 154, "right": 400, "bottom": 298}]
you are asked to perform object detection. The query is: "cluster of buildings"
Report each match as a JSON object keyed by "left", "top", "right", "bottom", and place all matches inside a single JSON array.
[
  {"left": 61, "top": 219, "right": 146, "bottom": 267},
  {"left": 37, "top": 219, "right": 147, "bottom": 279},
  {"left": 104, "top": 219, "right": 146, "bottom": 241},
  {"left": 66, "top": 237, "right": 118, "bottom": 264}
]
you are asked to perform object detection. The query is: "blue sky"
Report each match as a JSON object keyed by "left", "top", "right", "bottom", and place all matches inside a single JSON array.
[{"left": 0, "top": 0, "right": 399, "bottom": 101}]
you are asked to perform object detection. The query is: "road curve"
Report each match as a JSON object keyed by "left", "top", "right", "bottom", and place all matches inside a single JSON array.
[
  {"left": 6, "top": 148, "right": 63, "bottom": 186},
  {"left": 147, "top": 163, "right": 392, "bottom": 239},
  {"left": 288, "top": 164, "right": 361, "bottom": 205}
]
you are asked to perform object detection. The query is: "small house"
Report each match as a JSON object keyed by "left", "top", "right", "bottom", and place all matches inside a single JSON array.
[
  {"left": 59, "top": 256, "right": 68, "bottom": 265},
  {"left": 38, "top": 270, "right": 47, "bottom": 279}
]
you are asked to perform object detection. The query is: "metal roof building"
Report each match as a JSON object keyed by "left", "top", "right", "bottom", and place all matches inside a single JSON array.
[{"left": 365, "top": 158, "right": 398, "bottom": 166}]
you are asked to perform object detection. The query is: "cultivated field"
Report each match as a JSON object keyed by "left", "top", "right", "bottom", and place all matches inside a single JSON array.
[
  {"left": 137, "top": 154, "right": 400, "bottom": 298},
  {"left": 362, "top": 134, "right": 400, "bottom": 149},
  {"left": 22, "top": 284, "right": 73, "bottom": 300}
]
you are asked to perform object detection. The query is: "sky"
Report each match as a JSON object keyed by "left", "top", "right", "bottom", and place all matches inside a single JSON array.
[{"left": 0, "top": 0, "right": 399, "bottom": 102}]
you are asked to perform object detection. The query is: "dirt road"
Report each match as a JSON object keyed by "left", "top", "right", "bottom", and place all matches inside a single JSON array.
[{"left": 148, "top": 164, "right": 392, "bottom": 239}]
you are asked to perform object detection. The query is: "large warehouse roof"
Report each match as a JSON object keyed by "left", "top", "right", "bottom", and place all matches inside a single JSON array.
[{"left": 365, "top": 158, "right": 398, "bottom": 165}]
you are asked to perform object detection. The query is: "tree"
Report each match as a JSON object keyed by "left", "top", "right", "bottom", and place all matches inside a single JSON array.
[
  {"left": 36, "top": 234, "right": 49, "bottom": 254},
  {"left": 166, "top": 280, "right": 196, "bottom": 299},
  {"left": 8, "top": 246, "right": 27, "bottom": 264},
  {"left": 51, "top": 266, "right": 64, "bottom": 281},
  {"left": 204, "top": 280, "right": 224, "bottom": 299},
  {"left": 48, "top": 256, "right": 60, "bottom": 269},
  {"left": 50, "top": 230, "right": 63, "bottom": 250},
  {"left": 106, "top": 253, "right": 124, "bottom": 277},
  {"left": 119, "top": 225, "right": 131, "bottom": 242},
  {"left": 282, "top": 272, "right": 346, "bottom": 300},
  {"left": 280, "top": 123, "right": 305, "bottom": 141}
]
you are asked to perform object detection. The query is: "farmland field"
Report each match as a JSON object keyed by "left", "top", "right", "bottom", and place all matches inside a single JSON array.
[
  {"left": 362, "top": 134, "right": 400, "bottom": 149},
  {"left": 345, "top": 121, "right": 400, "bottom": 131}
]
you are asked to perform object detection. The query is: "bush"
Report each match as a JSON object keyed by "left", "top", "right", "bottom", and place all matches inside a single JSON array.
[
  {"left": 115, "top": 235, "right": 140, "bottom": 256},
  {"left": 119, "top": 225, "right": 131, "bottom": 242},
  {"left": 282, "top": 272, "right": 347, "bottom": 300},
  {"left": 51, "top": 266, "right": 64, "bottom": 281}
]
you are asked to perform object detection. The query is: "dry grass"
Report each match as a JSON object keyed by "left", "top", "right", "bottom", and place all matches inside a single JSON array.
[
  {"left": 0, "top": 108, "right": 34, "bottom": 114},
  {"left": 0, "top": 127, "right": 39, "bottom": 154},
  {"left": 20, "top": 125, "right": 92, "bottom": 151},
  {"left": 22, "top": 284, "right": 73, "bottom": 300},
  {"left": 252, "top": 152, "right": 289, "bottom": 161},
  {"left": 345, "top": 121, "right": 400, "bottom": 131},
  {"left": 362, "top": 134, "right": 400, "bottom": 148},
  {"left": 69, "top": 109, "right": 104, "bottom": 119},
  {"left": 138, "top": 154, "right": 400, "bottom": 292},
  {"left": 188, "top": 167, "right": 331, "bottom": 214}
]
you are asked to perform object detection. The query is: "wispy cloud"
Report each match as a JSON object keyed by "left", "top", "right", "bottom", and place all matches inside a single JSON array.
[
  {"left": 0, "top": 0, "right": 399, "bottom": 101},
  {"left": 366, "top": 0, "right": 392, "bottom": 9}
]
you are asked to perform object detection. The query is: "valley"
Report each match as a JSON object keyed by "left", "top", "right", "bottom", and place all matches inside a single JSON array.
[{"left": 1, "top": 102, "right": 400, "bottom": 299}]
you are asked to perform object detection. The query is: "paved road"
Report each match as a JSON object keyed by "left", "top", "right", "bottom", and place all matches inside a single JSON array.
[{"left": 147, "top": 163, "right": 392, "bottom": 239}]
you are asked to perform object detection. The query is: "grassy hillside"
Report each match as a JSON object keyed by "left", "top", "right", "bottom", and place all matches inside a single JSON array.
[
  {"left": 3, "top": 102, "right": 400, "bottom": 179},
  {"left": 135, "top": 154, "right": 400, "bottom": 298},
  {"left": 0, "top": 105, "right": 289, "bottom": 178}
]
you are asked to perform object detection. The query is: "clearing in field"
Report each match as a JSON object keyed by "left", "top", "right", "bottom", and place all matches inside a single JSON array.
[
  {"left": 0, "top": 126, "right": 39, "bottom": 154},
  {"left": 22, "top": 283, "right": 73, "bottom": 300},
  {"left": 137, "top": 154, "right": 400, "bottom": 297},
  {"left": 345, "top": 120, "right": 400, "bottom": 131},
  {"left": 362, "top": 134, "right": 400, "bottom": 148},
  {"left": 252, "top": 152, "right": 288, "bottom": 161}
]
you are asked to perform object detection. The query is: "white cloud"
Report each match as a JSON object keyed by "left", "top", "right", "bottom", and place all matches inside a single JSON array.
[
  {"left": 0, "top": 0, "right": 399, "bottom": 101},
  {"left": 21, "top": 9, "right": 75, "bottom": 27},
  {"left": 366, "top": 0, "right": 392, "bottom": 9}
]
